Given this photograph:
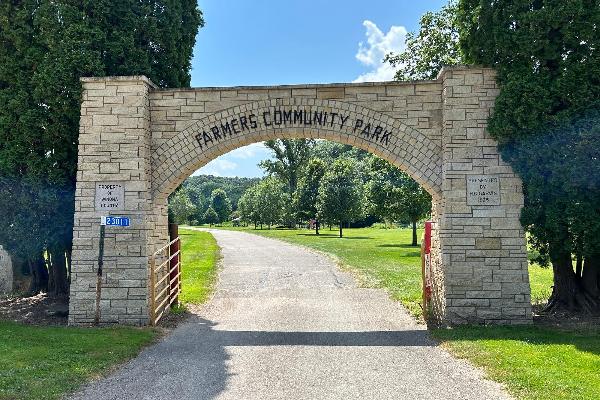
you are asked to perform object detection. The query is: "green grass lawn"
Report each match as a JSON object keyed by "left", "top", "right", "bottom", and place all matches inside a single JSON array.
[
  {"left": 528, "top": 263, "right": 554, "bottom": 304},
  {"left": 432, "top": 326, "right": 600, "bottom": 400},
  {"left": 0, "top": 228, "right": 218, "bottom": 400},
  {"left": 210, "top": 224, "right": 598, "bottom": 400},
  {"left": 0, "top": 322, "right": 157, "bottom": 400},
  {"left": 178, "top": 227, "right": 220, "bottom": 304}
]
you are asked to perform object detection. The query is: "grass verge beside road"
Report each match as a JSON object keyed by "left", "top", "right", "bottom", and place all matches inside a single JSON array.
[
  {"left": 178, "top": 227, "right": 220, "bottom": 305},
  {"left": 0, "top": 228, "right": 219, "bottom": 400},
  {"left": 433, "top": 325, "right": 600, "bottom": 400},
  {"left": 0, "top": 322, "right": 157, "bottom": 400}
]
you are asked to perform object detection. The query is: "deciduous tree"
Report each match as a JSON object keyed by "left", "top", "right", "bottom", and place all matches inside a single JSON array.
[
  {"left": 317, "top": 159, "right": 364, "bottom": 238},
  {"left": 294, "top": 159, "right": 327, "bottom": 230},
  {"left": 203, "top": 207, "right": 219, "bottom": 227},
  {"left": 210, "top": 189, "right": 232, "bottom": 225},
  {"left": 385, "top": 1, "right": 462, "bottom": 81},
  {"left": 169, "top": 190, "right": 196, "bottom": 225}
]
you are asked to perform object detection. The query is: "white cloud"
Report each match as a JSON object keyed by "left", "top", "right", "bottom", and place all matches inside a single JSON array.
[
  {"left": 227, "top": 142, "right": 267, "bottom": 159},
  {"left": 353, "top": 20, "right": 407, "bottom": 83},
  {"left": 194, "top": 158, "right": 238, "bottom": 177}
]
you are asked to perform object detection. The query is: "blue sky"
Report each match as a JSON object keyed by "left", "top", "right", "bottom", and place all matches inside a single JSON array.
[{"left": 192, "top": 0, "right": 448, "bottom": 178}]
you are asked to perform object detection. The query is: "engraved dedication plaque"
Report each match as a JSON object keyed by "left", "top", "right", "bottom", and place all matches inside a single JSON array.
[{"left": 466, "top": 175, "right": 500, "bottom": 206}]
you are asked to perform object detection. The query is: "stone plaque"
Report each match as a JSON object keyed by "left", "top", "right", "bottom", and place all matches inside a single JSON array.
[
  {"left": 95, "top": 182, "right": 125, "bottom": 211},
  {"left": 0, "top": 245, "right": 13, "bottom": 295},
  {"left": 466, "top": 175, "right": 500, "bottom": 206}
]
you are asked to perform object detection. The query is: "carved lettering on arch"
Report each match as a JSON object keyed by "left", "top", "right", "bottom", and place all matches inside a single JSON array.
[{"left": 191, "top": 106, "right": 394, "bottom": 150}]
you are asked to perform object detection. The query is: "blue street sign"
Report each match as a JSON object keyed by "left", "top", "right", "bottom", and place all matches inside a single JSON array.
[{"left": 101, "top": 216, "right": 131, "bottom": 227}]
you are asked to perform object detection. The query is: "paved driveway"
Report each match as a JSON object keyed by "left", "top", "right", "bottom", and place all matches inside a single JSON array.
[{"left": 71, "top": 229, "right": 511, "bottom": 400}]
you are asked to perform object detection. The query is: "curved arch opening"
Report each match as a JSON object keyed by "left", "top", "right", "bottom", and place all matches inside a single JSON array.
[
  {"left": 166, "top": 138, "right": 439, "bottom": 321},
  {"left": 151, "top": 99, "right": 442, "bottom": 204}
]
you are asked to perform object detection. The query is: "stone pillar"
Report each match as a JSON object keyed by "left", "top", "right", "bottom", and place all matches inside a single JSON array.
[
  {"left": 0, "top": 245, "right": 13, "bottom": 295},
  {"left": 69, "top": 76, "right": 155, "bottom": 325},
  {"left": 438, "top": 67, "right": 532, "bottom": 324}
]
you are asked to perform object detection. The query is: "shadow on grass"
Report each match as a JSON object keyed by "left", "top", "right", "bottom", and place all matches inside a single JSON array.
[
  {"left": 294, "top": 233, "right": 373, "bottom": 239},
  {"left": 376, "top": 244, "right": 420, "bottom": 248},
  {"left": 432, "top": 324, "right": 600, "bottom": 356}
]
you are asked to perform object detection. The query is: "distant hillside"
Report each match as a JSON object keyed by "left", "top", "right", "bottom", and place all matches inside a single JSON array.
[{"left": 183, "top": 175, "right": 261, "bottom": 210}]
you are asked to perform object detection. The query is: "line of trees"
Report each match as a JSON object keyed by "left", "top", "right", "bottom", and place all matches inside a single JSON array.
[
  {"left": 169, "top": 187, "right": 232, "bottom": 226},
  {"left": 236, "top": 140, "right": 431, "bottom": 240},
  {"left": 387, "top": 0, "right": 600, "bottom": 314},
  {"left": 0, "top": 1, "right": 203, "bottom": 296}
]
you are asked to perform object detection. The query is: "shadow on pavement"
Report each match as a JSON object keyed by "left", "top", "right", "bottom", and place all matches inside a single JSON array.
[{"left": 188, "top": 316, "right": 437, "bottom": 348}]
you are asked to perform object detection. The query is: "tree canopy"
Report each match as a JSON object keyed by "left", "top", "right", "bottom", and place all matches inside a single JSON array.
[
  {"left": 317, "top": 158, "right": 365, "bottom": 238},
  {"left": 457, "top": 0, "right": 600, "bottom": 312},
  {"left": 0, "top": 0, "right": 203, "bottom": 295},
  {"left": 385, "top": 1, "right": 462, "bottom": 81}
]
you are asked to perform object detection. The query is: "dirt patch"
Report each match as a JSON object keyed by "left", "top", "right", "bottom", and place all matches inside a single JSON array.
[
  {"left": 0, "top": 294, "right": 68, "bottom": 326},
  {"left": 533, "top": 304, "right": 600, "bottom": 330}
]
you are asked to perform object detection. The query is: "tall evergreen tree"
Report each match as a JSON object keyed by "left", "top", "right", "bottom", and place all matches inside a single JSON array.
[
  {"left": 457, "top": 0, "right": 600, "bottom": 312},
  {"left": 0, "top": 1, "right": 203, "bottom": 296}
]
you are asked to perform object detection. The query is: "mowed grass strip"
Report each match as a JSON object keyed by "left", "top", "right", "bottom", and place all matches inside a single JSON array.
[
  {"left": 178, "top": 227, "right": 220, "bottom": 304},
  {"left": 0, "top": 322, "right": 157, "bottom": 400},
  {"left": 432, "top": 325, "right": 600, "bottom": 400}
]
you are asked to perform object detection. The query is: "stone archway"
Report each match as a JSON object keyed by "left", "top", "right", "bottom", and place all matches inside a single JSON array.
[{"left": 69, "top": 66, "right": 532, "bottom": 326}]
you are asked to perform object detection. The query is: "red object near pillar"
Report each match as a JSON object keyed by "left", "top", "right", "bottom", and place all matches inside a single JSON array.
[
  {"left": 424, "top": 221, "right": 432, "bottom": 254},
  {"left": 168, "top": 223, "right": 180, "bottom": 306},
  {"left": 421, "top": 221, "right": 433, "bottom": 318}
]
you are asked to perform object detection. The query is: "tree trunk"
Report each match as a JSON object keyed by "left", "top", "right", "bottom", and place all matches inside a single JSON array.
[
  {"left": 66, "top": 248, "right": 72, "bottom": 284},
  {"left": 47, "top": 253, "right": 55, "bottom": 295},
  {"left": 49, "top": 247, "right": 69, "bottom": 297},
  {"left": 27, "top": 255, "right": 48, "bottom": 295},
  {"left": 575, "top": 253, "right": 583, "bottom": 278},
  {"left": 315, "top": 220, "right": 319, "bottom": 235},
  {"left": 412, "top": 220, "right": 418, "bottom": 246},
  {"left": 545, "top": 247, "right": 598, "bottom": 313},
  {"left": 339, "top": 221, "right": 343, "bottom": 238},
  {"left": 546, "top": 250, "right": 578, "bottom": 311},
  {"left": 581, "top": 256, "right": 600, "bottom": 298}
]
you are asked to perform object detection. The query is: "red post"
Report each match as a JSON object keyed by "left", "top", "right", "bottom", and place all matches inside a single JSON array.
[
  {"left": 168, "top": 223, "right": 180, "bottom": 306},
  {"left": 422, "top": 221, "right": 433, "bottom": 318}
]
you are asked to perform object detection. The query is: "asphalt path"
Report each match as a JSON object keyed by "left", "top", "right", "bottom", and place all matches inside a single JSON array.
[{"left": 70, "top": 228, "right": 511, "bottom": 400}]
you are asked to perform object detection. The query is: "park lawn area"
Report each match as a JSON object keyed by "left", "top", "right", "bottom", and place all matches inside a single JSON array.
[
  {"left": 178, "top": 227, "right": 220, "bottom": 304},
  {"left": 432, "top": 325, "right": 600, "bottom": 400},
  {"left": 0, "top": 321, "right": 158, "bottom": 400},
  {"left": 528, "top": 263, "right": 554, "bottom": 304},
  {"left": 215, "top": 225, "right": 599, "bottom": 400}
]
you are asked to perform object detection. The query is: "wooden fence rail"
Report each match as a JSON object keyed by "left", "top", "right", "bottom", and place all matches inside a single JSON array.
[{"left": 149, "top": 236, "right": 181, "bottom": 325}]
